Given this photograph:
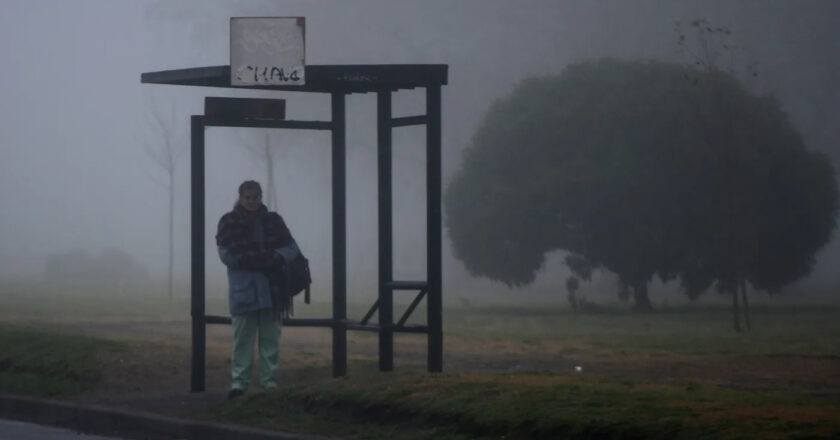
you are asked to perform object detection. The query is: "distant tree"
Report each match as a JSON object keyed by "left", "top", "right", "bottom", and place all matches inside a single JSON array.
[
  {"left": 445, "top": 58, "right": 837, "bottom": 322},
  {"left": 673, "top": 19, "right": 838, "bottom": 330},
  {"left": 144, "top": 93, "right": 185, "bottom": 300},
  {"left": 565, "top": 276, "right": 580, "bottom": 312},
  {"left": 96, "top": 248, "right": 151, "bottom": 287},
  {"left": 242, "top": 132, "right": 280, "bottom": 210},
  {"left": 446, "top": 59, "right": 702, "bottom": 310},
  {"left": 673, "top": 83, "right": 838, "bottom": 329},
  {"left": 45, "top": 249, "right": 95, "bottom": 284}
]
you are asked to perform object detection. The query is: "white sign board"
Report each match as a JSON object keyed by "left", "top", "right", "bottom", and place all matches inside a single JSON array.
[{"left": 230, "top": 17, "right": 306, "bottom": 86}]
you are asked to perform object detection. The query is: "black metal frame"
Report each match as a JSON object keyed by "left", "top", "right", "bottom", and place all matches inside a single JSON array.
[{"left": 142, "top": 64, "right": 446, "bottom": 392}]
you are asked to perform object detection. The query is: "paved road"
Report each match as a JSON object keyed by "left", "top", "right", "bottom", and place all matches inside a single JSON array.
[{"left": 0, "top": 418, "right": 125, "bottom": 440}]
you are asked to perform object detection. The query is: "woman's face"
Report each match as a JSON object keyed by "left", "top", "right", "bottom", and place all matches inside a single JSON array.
[{"left": 239, "top": 189, "right": 262, "bottom": 211}]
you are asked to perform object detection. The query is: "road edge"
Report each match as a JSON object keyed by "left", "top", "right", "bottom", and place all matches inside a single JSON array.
[{"left": 0, "top": 393, "right": 336, "bottom": 440}]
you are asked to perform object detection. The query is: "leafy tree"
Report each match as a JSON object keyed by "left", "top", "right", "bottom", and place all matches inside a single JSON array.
[
  {"left": 674, "top": 83, "right": 838, "bottom": 328},
  {"left": 445, "top": 58, "right": 837, "bottom": 319},
  {"left": 446, "top": 59, "right": 704, "bottom": 309}
]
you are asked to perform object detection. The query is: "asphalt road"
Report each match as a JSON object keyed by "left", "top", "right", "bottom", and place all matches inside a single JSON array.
[{"left": 0, "top": 418, "right": 125, "bottom": 440}]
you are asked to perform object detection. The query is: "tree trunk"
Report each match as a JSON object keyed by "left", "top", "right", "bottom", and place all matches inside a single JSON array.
[
  {"left": 168, "top": 176, "right": 174, "bottom": 300},
  {"left": 632, "top": 283, "right": 653, "bottom": 312},
  {"left": 740, "top": 280, "right": 751, "bottom": 330},
  {"left": 264, "top": 134, "right": 277, "bottom": 210},
  {"left": 567, "top": 292, "right": 579, "bottom": 313},
  {"left": 732, "top": 286, "right": 741, "bottom": 332}
]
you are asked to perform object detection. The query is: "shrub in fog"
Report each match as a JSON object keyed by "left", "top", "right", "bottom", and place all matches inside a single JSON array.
[{"left": 44, "top": 248, "right": 150, "bottom": 291}]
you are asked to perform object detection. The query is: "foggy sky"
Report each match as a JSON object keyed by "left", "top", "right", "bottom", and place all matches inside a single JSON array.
[{"left": 1, "top": 0, "right": 838, "bottom": 300}]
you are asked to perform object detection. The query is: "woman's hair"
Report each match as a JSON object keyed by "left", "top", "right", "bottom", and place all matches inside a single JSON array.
[
  {"left": 238, "top": 180, "right": 262, "bottom": 196},
  {"left": 234, "top": 180, "right": 262, "bottom": 208}
]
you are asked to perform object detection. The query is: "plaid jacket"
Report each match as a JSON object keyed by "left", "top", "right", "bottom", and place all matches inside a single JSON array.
[{"left": 216, "top": 204, "right": 299, "bottom": 316}]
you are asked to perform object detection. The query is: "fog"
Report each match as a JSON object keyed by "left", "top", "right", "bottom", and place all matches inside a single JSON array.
[{"left": 1, "top": 0, "right": 838, "bottom": 303}]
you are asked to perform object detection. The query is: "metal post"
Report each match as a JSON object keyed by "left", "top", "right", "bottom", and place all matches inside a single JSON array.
[
  {"left": 426, "top": 86, "right": 443, "bottom": 372},
  {"left": 331, "top": 93, "right": 348, "bottom": 377},
  {"left": 190, "top": 115, "right": 206, "bottom": 392},
  {"left": 377, "top": 90, "right": 394, "bottom": 371}
]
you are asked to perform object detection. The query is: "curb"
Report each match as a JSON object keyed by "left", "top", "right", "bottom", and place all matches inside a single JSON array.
[{"left": 0, "top": 393, "right": 334, "bottom": 440}]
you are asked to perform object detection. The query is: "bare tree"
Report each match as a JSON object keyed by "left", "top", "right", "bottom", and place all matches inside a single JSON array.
[
  {"left": 675, "top": 19, "right": 764, "bottom": 332},
  {"left": 241, "top": 131, "right": 280, "bottom": 210},
  {"left": 143, "top": 92, "right": 185, "bottom": 300},
  {"left": 674, "top": 19, "right": 758, "bottom": 80},
  {"left": 565, "top": 276, "right": 579, "bottom": 313}
]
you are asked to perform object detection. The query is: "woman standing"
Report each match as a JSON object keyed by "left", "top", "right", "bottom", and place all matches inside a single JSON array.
[{"left": 215, "top": 180, "right": 300, "bottom": 400}]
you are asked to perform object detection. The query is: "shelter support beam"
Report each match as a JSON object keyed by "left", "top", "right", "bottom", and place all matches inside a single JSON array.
[
  {"left": 377, "top": 90, "right": 394, "bottom": 372},
  {"left": 331, "top": 92, "right": 348, "bottom": 378},
  {"left": 190, "top": 115, "right": 206, "bottom": 392},
  {"left": 202, "top": 118, "right": 332, "bottom": 130},
  {"left": 427, "top": 85, "right": 443, "bottom": 373}
]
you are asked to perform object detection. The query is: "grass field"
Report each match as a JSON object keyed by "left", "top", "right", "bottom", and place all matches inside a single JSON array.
[
  {"left": 213, "top": 369, "right": 840, "bottom": 440},
  {"left": 1, "top": 283, "right": 839, "bottom": 439},
  {"left": 0, "top": 323, "right": 125, "bottom": 396}
]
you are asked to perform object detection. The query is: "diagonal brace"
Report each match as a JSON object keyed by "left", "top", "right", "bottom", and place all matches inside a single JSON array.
[
  {"left": 361, "top": 298, "right": 380, "bottom": 325},
  {"left": 397, "top": 289, "right": 427, "bottom": 328}
]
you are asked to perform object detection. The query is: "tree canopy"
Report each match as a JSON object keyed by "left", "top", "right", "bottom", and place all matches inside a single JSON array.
[{"left": 445, "top": 59, "right": 837, "bottom": 307}]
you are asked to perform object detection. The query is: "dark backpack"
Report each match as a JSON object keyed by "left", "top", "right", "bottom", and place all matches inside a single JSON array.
[{"left": 285, "top": 253, "right": 312, "bottom": 304}]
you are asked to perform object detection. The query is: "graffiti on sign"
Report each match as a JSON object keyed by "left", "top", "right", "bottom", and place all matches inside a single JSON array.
[
  {"left": 235, "top": 66, "right": 303, "bottom": 84},
  {"left": 231, "top": 17, "right": 305, "bottom": 86}
]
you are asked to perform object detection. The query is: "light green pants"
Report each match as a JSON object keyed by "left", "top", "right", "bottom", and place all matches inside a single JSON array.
[{"left": 231, "top": 309, "right": 281, "bottom": 391}]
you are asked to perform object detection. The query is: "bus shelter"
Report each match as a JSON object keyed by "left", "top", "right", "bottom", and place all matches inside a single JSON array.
[{"left": 141, "top": 64, "right": 447, "bottom": 391}]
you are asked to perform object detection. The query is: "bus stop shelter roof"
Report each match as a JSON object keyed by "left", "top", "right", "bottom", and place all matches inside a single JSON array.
[{"left": 141, "top": 64, "right": 447, "bottom": 94}]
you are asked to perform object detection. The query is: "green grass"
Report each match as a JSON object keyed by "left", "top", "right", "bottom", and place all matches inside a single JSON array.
[
  {"left": 0, "top": 324, "right": 125, "bottom": 396},
  {"left": 0, "top": 284, "right": 196, "bottom": 322},
  {"left": 2, "top": 284, "right": 840, "bottom": 438},
  {"left": 208, "top": 302, "right": 840, "bottom": 439},
  {"left": 212, "top": 369, "right": 840, "bottom": 440},
  {"left": 2, "top": 283, "right": 838, "bottom": 360}
]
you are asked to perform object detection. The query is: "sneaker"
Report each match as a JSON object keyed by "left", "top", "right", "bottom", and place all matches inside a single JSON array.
[{"left": 227, "top": 388, "right": 244, "bottom": 400}]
